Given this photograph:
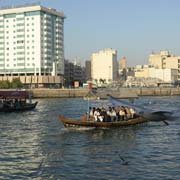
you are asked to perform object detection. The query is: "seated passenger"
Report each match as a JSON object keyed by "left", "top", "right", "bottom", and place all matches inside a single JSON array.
[
  {"left": 125, "top": 107, "right": 131, "bottom": 120},
  {"left": 111, "top": 107, "right": 117, "bottom": 121},
  {"left": 100, "top": 107, "right": 108, "bottom": 122},
  {"left": 129, "top": 107, "right": 136, "bottom": 118},
  {"left": 119, "top": 108, "right": 125, "bottom": 121},
  {"left": 94, "top": 108, "right": 100, "bottom": 122}
]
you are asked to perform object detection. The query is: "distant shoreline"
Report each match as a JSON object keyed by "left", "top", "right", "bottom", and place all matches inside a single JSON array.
[{"left": 27, "top": 87, "right": 180, "bottom": 98}]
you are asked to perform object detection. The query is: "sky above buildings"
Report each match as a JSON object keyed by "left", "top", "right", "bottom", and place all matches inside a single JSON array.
[{"left": 1, "top": 0, "right": 180, "bottom": 66}]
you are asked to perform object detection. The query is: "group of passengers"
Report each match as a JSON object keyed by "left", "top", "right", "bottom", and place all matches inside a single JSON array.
[
  {"left": 88, "top": 106, "right": 137, "bottom": 122},
  {"left": 0, "top": 99, "right": 26, "bottom": 109}
]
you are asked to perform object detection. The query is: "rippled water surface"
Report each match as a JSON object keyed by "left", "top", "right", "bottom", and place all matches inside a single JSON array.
[{"left": 0, "top": 96, "right": 180, "bottom": 180}]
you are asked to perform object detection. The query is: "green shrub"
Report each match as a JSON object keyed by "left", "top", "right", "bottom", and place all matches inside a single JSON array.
[{"left": 0, "top": 78, "right": 23, "bottom": 89}]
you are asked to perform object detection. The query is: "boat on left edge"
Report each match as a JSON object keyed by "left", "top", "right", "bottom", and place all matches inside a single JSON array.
[{"left": 0, "top": 90, "right": 38, "bottom": 112}]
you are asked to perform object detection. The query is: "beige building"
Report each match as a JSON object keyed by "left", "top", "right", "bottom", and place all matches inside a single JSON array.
[
  {"left": 135, "top": 65, "right": 149, "bottom": 78},
  {"left": 91, "top": 48, "right": 118, "bottom": 84},
  {"left": 134, "top": 65, "right": 178, "bottom": 82},
  {"left": 120, "top": 56, "right": 127, "bottom": 69},
  {"left": 149, "top": 51, "right": 171, "bottom": 68},
  {"left": 149, "top": 51, "right": 180, "bottom": 79}
]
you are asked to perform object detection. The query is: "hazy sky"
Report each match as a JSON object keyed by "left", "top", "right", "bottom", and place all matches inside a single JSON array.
[{"left": 1, "top": 0, "right": 180, "bottom": 66}]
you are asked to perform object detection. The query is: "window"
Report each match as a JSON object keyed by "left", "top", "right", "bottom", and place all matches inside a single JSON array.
[
  {"left": 16, "top": 18, "right": 24, "bottom": 21},
  {"left": 17, "top": 29, "right": 24, "bottom": 32}
]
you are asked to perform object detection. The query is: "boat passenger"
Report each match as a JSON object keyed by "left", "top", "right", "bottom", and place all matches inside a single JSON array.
[
  {"left": 129, "top": 107, "right": 136, "bottom": 118},
  {"left": 98, "top": 108, "right": 104, "bottom": 122},
  {"left": 107, "top": 107, "right": 112, "bottom": 122},
  {"left": 111, "top": 107, "right": 117, "bottom": 121},
  {"left": 116, "top": 106, "right": 121, "bottom": 121},
  {"left": 88, "top": 107, "right": 94, "bottom": 120},
  {"left": 119, "top": 108, "right": 125, "bottom": 121},
  {"left": 94, "top": 108, "right": 100, "bottom": 122},
  {"left": 100, "top": 107, "right": 108, "bottom": 122},
  {"left": 125, "top": 107, "right": 131, "bottom": 120}
]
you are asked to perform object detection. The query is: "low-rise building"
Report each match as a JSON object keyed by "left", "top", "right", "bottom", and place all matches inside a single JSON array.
[
  {"left": 134, "top": 65, "right": 178, "bottom": 83},
  {"left": 149, "top": 51, "right": 180, "bottom": 79},
  {"left": 64, "top": 60, "right": 85, "bottom": 87}
]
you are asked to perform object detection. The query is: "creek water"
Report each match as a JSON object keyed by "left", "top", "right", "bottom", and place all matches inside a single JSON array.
[{"left": 0, "top": 96, "right": 180, "bottom": 180}]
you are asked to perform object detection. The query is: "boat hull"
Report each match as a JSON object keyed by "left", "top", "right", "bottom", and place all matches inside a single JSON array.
[
  {"left": 0, "top": 101, "right": 38, "bottom": 112},
  {"left": 59, "top": 116, "right": 148, "bottom": 128}
]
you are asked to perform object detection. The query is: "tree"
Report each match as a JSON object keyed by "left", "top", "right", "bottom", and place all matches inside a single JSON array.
[
  {"left": 11, "top": 78, "right": 23, "bottom": 88},
  {"left": 0, "top": 80, "right": 11, "bottom": 89}
]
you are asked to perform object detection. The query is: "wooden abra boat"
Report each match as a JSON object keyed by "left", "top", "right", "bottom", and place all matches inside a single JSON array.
[
  {"left": 0, "top": 90, "right": 38, "bottom": 112},
  {"left": 59, "top": 115, "right": 148, "bottom": 128}
]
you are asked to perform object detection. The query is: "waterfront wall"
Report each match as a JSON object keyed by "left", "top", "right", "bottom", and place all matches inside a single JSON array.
[
  {"left": 29, "top": 87, "right": 180, "bottom": 98},
  {"left": 31, "top": 88, "right": 88, "bottom": 98}
]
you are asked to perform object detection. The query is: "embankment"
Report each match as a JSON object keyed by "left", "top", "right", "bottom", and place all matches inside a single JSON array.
[{"left": 30, "top": 87, "right": 180, "bottom": 98}]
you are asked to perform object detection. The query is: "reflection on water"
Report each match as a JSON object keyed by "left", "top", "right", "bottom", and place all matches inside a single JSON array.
[{"left": 0, "top": 97, "right": 180, "bottom": 179}]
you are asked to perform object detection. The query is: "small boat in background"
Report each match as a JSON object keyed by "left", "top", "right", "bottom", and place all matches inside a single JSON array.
[
  {"left": 0, "top": 90, "right": 38, "bottom": 112},
  {"left": 59, "top": 115, "right": 148, "bottom": 129}
]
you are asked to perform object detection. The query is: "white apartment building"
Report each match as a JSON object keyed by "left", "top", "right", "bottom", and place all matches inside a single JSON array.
[
  {"left": 0, "top": 4, "right": 65, "bottom": 77},
  {"left": 91, "top": 48, "right": 118, "bottom": 84}
]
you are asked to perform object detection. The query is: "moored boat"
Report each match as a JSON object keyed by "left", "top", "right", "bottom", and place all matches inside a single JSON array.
[
  {"left": 59, "top": 115, "right": 148, "bottom": 128},
  {"left": 0, "top": 90, "right": 38, "bottom": 112}
]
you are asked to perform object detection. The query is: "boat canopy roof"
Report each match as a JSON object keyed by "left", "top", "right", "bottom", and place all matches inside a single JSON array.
[{"left": 0, "top": 90, "right": 29, "bottom": 99}]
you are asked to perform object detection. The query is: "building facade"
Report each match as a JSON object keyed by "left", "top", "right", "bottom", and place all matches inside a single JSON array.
[
  {"left": 149, "top": 51, "right": 180, "bottom": 79},
  {"left": 134, "top": 65, "right": 178, "bottom": 83},
  {"left": 91, "top": 48, "right": 118, "bottom": 84},
  {"left": 64, "top": 60, "right": 85, "bottom": 87},
  {"left": 0, "top": 4, "right": 65, "bottom": 86}
]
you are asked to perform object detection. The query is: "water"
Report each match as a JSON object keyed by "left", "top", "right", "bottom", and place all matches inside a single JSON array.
[{"left": 0, "top": 96, "right": 180, "bottom": 180}]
